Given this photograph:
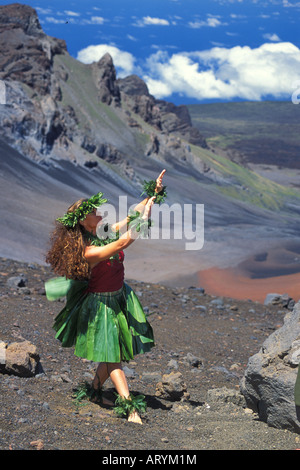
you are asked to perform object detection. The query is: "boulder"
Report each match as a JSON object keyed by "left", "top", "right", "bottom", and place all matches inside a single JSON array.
[
  {"left": 264, "top": 293, "right": 295, "bottom": 310},
  {"left": 155, "top": 371, "right": 190, "bottom": 401},
  {"left": 6, "top": 275, "right": 27, "bottom": 288},
  {"left": 240, "top": 301, "right": 300, "bottom": 433},
  {"left": 5, "top": 340, "right": 41, "bottom": 377},
  {"left": 183, "top": 352, "right": 204, "bottom": 368},
  {"left": 207, "top": 387, "right": 246, "bottom": 407}
]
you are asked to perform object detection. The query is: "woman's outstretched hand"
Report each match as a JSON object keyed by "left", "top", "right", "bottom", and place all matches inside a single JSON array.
[
  {"left": 142, "top": 196, "right": 156, "bottom": 220},
  {"left": 155, "top": 169, "right": 166, "bottom": 193}
]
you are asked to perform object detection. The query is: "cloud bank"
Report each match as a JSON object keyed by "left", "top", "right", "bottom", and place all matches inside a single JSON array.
[{"left": 77, "top": 41, "right": 300, "bottom": 101}]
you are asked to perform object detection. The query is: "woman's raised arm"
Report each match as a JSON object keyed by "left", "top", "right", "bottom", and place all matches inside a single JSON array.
[
  {"left": 85, "top": 196, "right": 156, "bottom": 267},
  {"left": 111, "top": 170, "right": 166, "bottom": 233}
]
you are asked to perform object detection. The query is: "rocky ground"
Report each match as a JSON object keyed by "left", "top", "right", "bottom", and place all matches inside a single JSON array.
[{"left": 0, "top": 257, "right": 300, "bottom": 452}]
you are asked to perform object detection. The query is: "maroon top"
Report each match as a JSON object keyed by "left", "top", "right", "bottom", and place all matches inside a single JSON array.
[{"left": 86, "top": 251, "right": 125, "bottom": 293}]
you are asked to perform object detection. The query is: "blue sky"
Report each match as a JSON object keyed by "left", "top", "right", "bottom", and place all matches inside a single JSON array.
[{"left": 3, "top": 0, "right": 300, "bottom": 104}]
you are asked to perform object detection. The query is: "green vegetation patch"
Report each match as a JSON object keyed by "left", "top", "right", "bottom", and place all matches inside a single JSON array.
[{"left": 191, "top": 142, "right": 300, "bottom": 211}]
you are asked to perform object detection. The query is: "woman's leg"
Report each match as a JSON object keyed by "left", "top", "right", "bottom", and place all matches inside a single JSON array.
[
  {"left": 107, "top": 363, "right": 130, "bottom": 397},
  {"left": 107, "top": 362, "right": 142, "bottom": 424},
  {"left": 93, "top": 362, "right": 142, "bottom": 423},
  {"left": 93, "top": 362, "right": 109, "bottom": 388},
  {"left": 92, "top": 363, "right": 114, "bottom": 406},
  {"left": 93, "top": 362, "right": 130, "bottom": 394}
]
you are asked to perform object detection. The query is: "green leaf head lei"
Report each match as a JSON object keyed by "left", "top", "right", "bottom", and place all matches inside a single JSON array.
[{"left": 56, "top": 192, "right": 108, "bottom": 229}]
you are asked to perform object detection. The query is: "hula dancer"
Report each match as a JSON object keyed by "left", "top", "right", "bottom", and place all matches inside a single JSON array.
[{"left": 45, "top": 170, "right": 167, "bottom": 424}]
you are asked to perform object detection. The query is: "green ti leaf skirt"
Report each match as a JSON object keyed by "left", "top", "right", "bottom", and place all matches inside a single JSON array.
[{"left": 48, "top": 279, "right": 154, "bottom": 363}]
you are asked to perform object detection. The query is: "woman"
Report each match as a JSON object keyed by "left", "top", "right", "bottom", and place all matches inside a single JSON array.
[{"left": 45, "top": 170, "right": 166, "bottom": 424}]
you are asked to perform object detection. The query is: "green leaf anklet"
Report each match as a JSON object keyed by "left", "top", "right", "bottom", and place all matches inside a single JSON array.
[
  {"left": 114, "top": 393, "right": 147, "bottom": 418},
  {"left": 72, "top": 381, "right": 103, "bottom": 406}
]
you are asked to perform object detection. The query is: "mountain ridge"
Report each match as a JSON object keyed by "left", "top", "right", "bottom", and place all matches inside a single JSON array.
[
  {"left": 1, "top": 3, "right": 300, "bottom": 291},
  {"left": 0, "top": 3, "right": 207, "bottom": 172},
  {"left": 188, "top": 101, "right": 300, "bottom": 188}
]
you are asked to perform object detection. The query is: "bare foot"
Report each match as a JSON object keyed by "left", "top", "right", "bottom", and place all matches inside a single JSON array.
[{"left": 128, "top": 410, "right": 142, "bottom": 424}]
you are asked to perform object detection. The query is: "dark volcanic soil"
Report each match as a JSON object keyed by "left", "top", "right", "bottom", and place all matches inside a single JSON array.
[{"left": 0, "top": 257, "right": 299, "bottom": 452}]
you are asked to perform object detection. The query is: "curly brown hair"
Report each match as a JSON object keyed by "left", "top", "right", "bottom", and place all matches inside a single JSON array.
[{"left": 45, "top": 198, "right": 91, "bottom": 281}]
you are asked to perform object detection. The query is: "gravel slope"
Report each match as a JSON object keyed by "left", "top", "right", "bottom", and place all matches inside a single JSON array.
[{"left": 0, "top": 257, "right": 299, "bottom": 451}]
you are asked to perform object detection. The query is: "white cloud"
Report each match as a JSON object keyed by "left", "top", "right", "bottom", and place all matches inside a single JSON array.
[
  {"left": 77, "top": 44, "right": 136, "bottom": 77},
  {"left": 230, "top": 14, "right": 247, "bottom": 19},
  {"left": 143, "top": 16, "right": 170, "bottom": 26},
  {"left": 35, "top": 7, "right": 53, "bottom": 15},
  {"left": 142, "top": 42, "right": 300, "bottom": 101},
  {"left": 44, "top": 14, "right": 105, "bottom": 25},
  {"left": 188, "top": 16, "right": 224, "bottom": 28},
  {"left": 127, "top": 34, "right": 138, "bottom": 42},
  {"left": 263, "top": 33, "right": 281, "bottom": 41},
  {"left": 76, "top": 41, "right": 300, "bottom": 102},
  {"left": 45, "top": 17, "right": 66, "bottom": 24},
  {"left": 64, "top": 10, "right": 80, "bottom": 17},
  {"left": 88, "top": 16, "right": 105, "bottom": 24},
  {"left": 133, "top": 16, "right": 170, "bottom": 27},
  {"left": 283, "top": 0, "right": 300, "bottom": 6},
  {"left": 144, "top": 77, "right": 173, "bottom": 97}
]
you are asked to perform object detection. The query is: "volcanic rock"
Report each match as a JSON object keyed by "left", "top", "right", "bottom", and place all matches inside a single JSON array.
[
  {"left": 91, "top": 53, "right": 121, "bottom": 106},
  {"left": 264, "top": 293, "right": 295, "bottom": 310},
  {"left": 117, "top": 74, "right": 207, "bottom": 147},
  {"left": 0, "top": 3, "right": 66, "bottom": 95},
  {"left": 155, "top": 371, "right": 190, "bottom": 401},
  {"left": 4, "top": 340, "right": 41, "bottom": 377},
  {"left": 240, "top": 301, "right": 300, "bottom": 433},
  {"left": 6, "top": 275, "right": 27, "bottom": 288}
]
